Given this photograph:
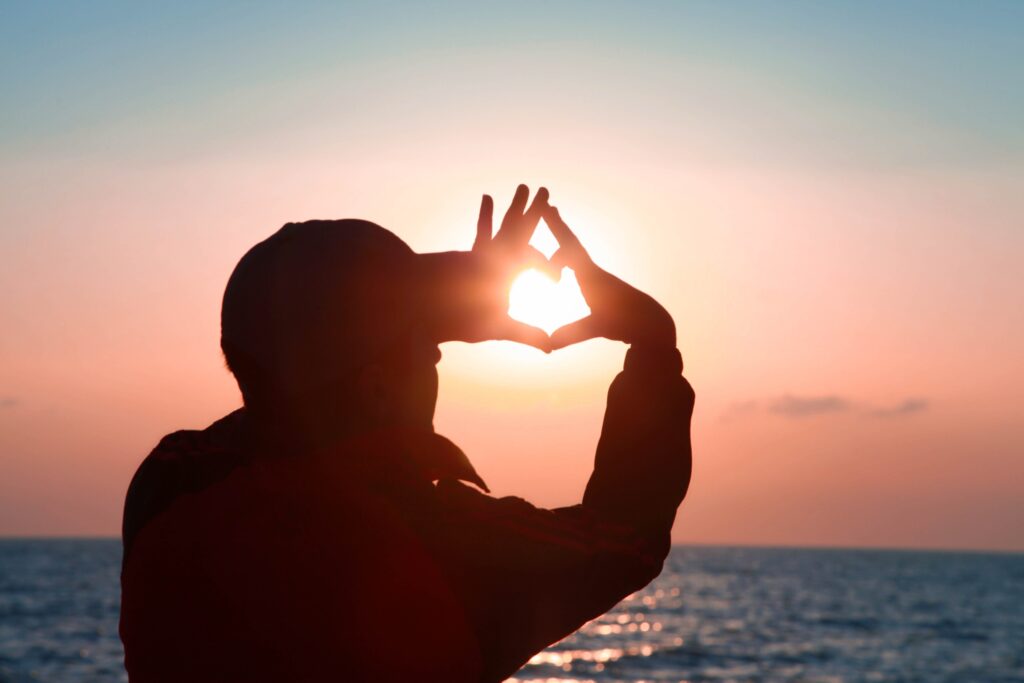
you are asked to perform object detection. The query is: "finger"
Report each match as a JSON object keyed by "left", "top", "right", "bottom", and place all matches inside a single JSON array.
[
  {"left": 499, "top": 184, "right": 530, "bottom": 236},
  {"left": 499, "top": 185, "right": 549, "bottom": 248},
  {"left": 541, "top": 204, "right": 587, "bottom": 258},
  {"left": 516, "top": 186, "right": 549, "bottom": 243},
  {"left": 549, "top": 316, "right": 600, "bottom": 350},
  {"left": 474, "top": 194, "right": 493, "bottom": 250},
  {"left": 549, "top": 247, "right": 591, "bottom": 275},
  {"left": 498, "top": 319, "right": 551, "bottom": 353},
  {"left": 523, "top": 245, "right": 560, "bottom": 281},
  {"left": 550, "top": 248, "right": 570, "bottom": 271}
]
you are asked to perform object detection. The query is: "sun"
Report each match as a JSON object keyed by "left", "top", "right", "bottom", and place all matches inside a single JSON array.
[{"left": 508, "top": 268, "right": 591, "bottom": 335}]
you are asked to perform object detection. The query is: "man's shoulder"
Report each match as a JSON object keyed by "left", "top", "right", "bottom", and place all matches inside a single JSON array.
[
  {"left": 120, "top": 414, "right": 411, "bottom": 557},
  {"left": 122, "top": 410, "right": 250, "bottom": 556},
  {"left": 147, "top": 410, "right": 245, "bottom": 460}
]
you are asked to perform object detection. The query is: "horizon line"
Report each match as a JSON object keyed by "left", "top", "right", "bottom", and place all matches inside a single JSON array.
[{"left": 1, "top": 536, "right": 1020, "bottom": 556}]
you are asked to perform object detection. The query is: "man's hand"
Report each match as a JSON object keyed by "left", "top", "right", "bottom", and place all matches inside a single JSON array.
[
  {"left": 542, "top": 202, "right": 676, "bottom": 350},
  {"left": 473, "top": 183, "right": 556, "bottom": 292},
  {"left": 423, "top": 184, "right": 554, "bottom": 352}
]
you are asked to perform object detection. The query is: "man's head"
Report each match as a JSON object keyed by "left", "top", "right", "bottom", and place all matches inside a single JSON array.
[{"left": 221, "top": 220, "right": 441, "bottom": 439}]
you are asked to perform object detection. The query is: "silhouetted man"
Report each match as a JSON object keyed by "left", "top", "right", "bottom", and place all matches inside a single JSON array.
[{"left": 120, "top": 185, "right": 694, "bottom": 682}]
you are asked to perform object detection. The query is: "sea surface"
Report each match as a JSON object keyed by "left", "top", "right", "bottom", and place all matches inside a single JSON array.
[{"left": 0, "top": 541, "right": 1021, "bottom": 682}]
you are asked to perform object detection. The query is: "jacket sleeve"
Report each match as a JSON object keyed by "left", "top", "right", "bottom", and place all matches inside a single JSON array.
[
  {"left": 431, "top": 345, "right": 694, "bottom": 682},
  {"left": 583, "top": 345, "right": 694, "bottom": 550}
]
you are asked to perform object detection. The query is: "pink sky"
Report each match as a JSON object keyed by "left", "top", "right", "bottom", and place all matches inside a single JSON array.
[
  {"left": 2, "top": 159, "right": 1021, "bottom": 550},
  {"left": 2, "top": 3, "right": 1022, "bottom": 550}
]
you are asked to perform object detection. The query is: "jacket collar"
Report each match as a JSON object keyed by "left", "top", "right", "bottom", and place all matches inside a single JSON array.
[
  {"left": 232, "top": 409, "right": 490, "bottom": 493},
  {"left": 326, "top": 427, "right": 490, "bottom": 493}
]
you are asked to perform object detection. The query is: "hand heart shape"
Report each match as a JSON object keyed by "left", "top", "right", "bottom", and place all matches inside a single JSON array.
[{"left": 508, "top": 267, "right": 590, "bottom": 336}]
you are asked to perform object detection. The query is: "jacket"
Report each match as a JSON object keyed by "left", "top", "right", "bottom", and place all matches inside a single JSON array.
[{"left": 120, "top": 345, "right": 693, "bottom": 682}]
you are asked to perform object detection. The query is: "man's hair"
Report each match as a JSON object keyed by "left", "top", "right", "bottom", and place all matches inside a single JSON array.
[{"left": 220, "top": 219, "right": 417, "bottom": 409}]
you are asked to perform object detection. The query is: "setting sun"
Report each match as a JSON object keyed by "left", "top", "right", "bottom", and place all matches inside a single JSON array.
[{"left": 508, "top": 268, "right": 591, "bottom": 335}]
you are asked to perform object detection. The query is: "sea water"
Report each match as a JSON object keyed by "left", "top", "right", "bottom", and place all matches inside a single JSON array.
[{"left": 1, "top": 541, "right": 1021, "bottom": 682}]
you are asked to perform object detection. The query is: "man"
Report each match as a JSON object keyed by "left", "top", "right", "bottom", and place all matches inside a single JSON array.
[{"left": 120, "top": 185, "right": 694, "bottom": 682}]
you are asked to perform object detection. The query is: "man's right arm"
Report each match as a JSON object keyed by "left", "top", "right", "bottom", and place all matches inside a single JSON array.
[
  {"left": 433, "top": 196, "right": 695, "bottom": 679},
  {"left": 583, "top": 344, "right": 693, "bottom": 555},
  {"left": 544, "top": 199, "right": 694, "bottom": 554},
  {"left": 431, "top": 343, "right": 692, "bottom": 681}
]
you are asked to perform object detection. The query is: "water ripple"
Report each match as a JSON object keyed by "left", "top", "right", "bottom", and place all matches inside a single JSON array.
[{"left": 1, "top": 542, "right": 1022, "bottom": 682}]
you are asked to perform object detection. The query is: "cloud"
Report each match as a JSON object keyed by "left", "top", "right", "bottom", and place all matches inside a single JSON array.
[
  {"left": 768, "top": 394, "right": 851, "bottom": 417},
  {"left": 869, "top": 398, "right": 929, "bottom": 418},
  {"left": 722, "top": 394, "right": 930, "bottom": 421},
  {"left": 0, "top": 397, "right": 19, "bottom": 409}
]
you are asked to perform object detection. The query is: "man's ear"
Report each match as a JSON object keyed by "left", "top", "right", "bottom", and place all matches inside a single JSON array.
[{"left": 357, "top": 364, "right": 390, "bottom": 422}]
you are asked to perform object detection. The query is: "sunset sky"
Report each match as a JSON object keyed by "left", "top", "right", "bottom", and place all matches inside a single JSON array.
[{"left": 2, "top": 1, "right": 1022, "bottom": 550}]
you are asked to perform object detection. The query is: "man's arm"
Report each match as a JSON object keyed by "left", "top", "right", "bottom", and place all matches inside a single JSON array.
[
  {"left": 546, "top": 199, "right": 694, "bottom": 551},
  {"left": 431, "top": 201, "right": 693, "bottom": 681},
  {"left": 584, "top": 345, "right": 693, "bottom": 548},
  {"left": 431, "top": 344, "right": 692, "bottom": 681}
]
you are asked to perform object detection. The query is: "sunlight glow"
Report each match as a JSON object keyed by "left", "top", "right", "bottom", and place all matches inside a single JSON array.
[
  {"left": 528, "top": 219, "right": 560, "bottom": 259},
  {"left": 508, "top": 268, "right": 590, "bottom": 335}
]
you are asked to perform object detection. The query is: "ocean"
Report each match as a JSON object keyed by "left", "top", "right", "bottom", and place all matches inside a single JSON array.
[{"left": 0, "top": 541, "right": 1021, "bottom": 682}]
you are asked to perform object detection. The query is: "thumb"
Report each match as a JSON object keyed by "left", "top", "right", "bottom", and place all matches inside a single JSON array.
[
  {"left": 550, "top": 248, "right": 570, "bottom": 271},
  {"left": 498, "top": 319, "right": 552, "bottom": 353},
  {"left": 549, "top": 316, "right": 600, "bottom": 350},
  {"left": 523, "top": 246, "right": 561, "bottom": 281},
  {"left": 550, "top": 248, "right": 595, "bottom": 277}
]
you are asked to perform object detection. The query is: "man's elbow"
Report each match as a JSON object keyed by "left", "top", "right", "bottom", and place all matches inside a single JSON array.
[{"left": 622, "top": 529, "right": 672, "bottom": 593}]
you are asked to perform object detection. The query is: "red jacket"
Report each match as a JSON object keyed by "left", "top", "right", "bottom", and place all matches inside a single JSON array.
[{"left": 120, "top": 346, "right": 693, "bottom": 682}]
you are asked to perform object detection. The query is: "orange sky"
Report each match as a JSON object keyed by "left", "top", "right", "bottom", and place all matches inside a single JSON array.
[{"left": 1, "top": 3, "right": 1022, "bottom": 550}]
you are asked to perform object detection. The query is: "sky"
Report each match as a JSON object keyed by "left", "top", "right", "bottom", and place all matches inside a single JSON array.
[{"left": 1, "top": 1, "right": 1022, "bottom": 550}]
